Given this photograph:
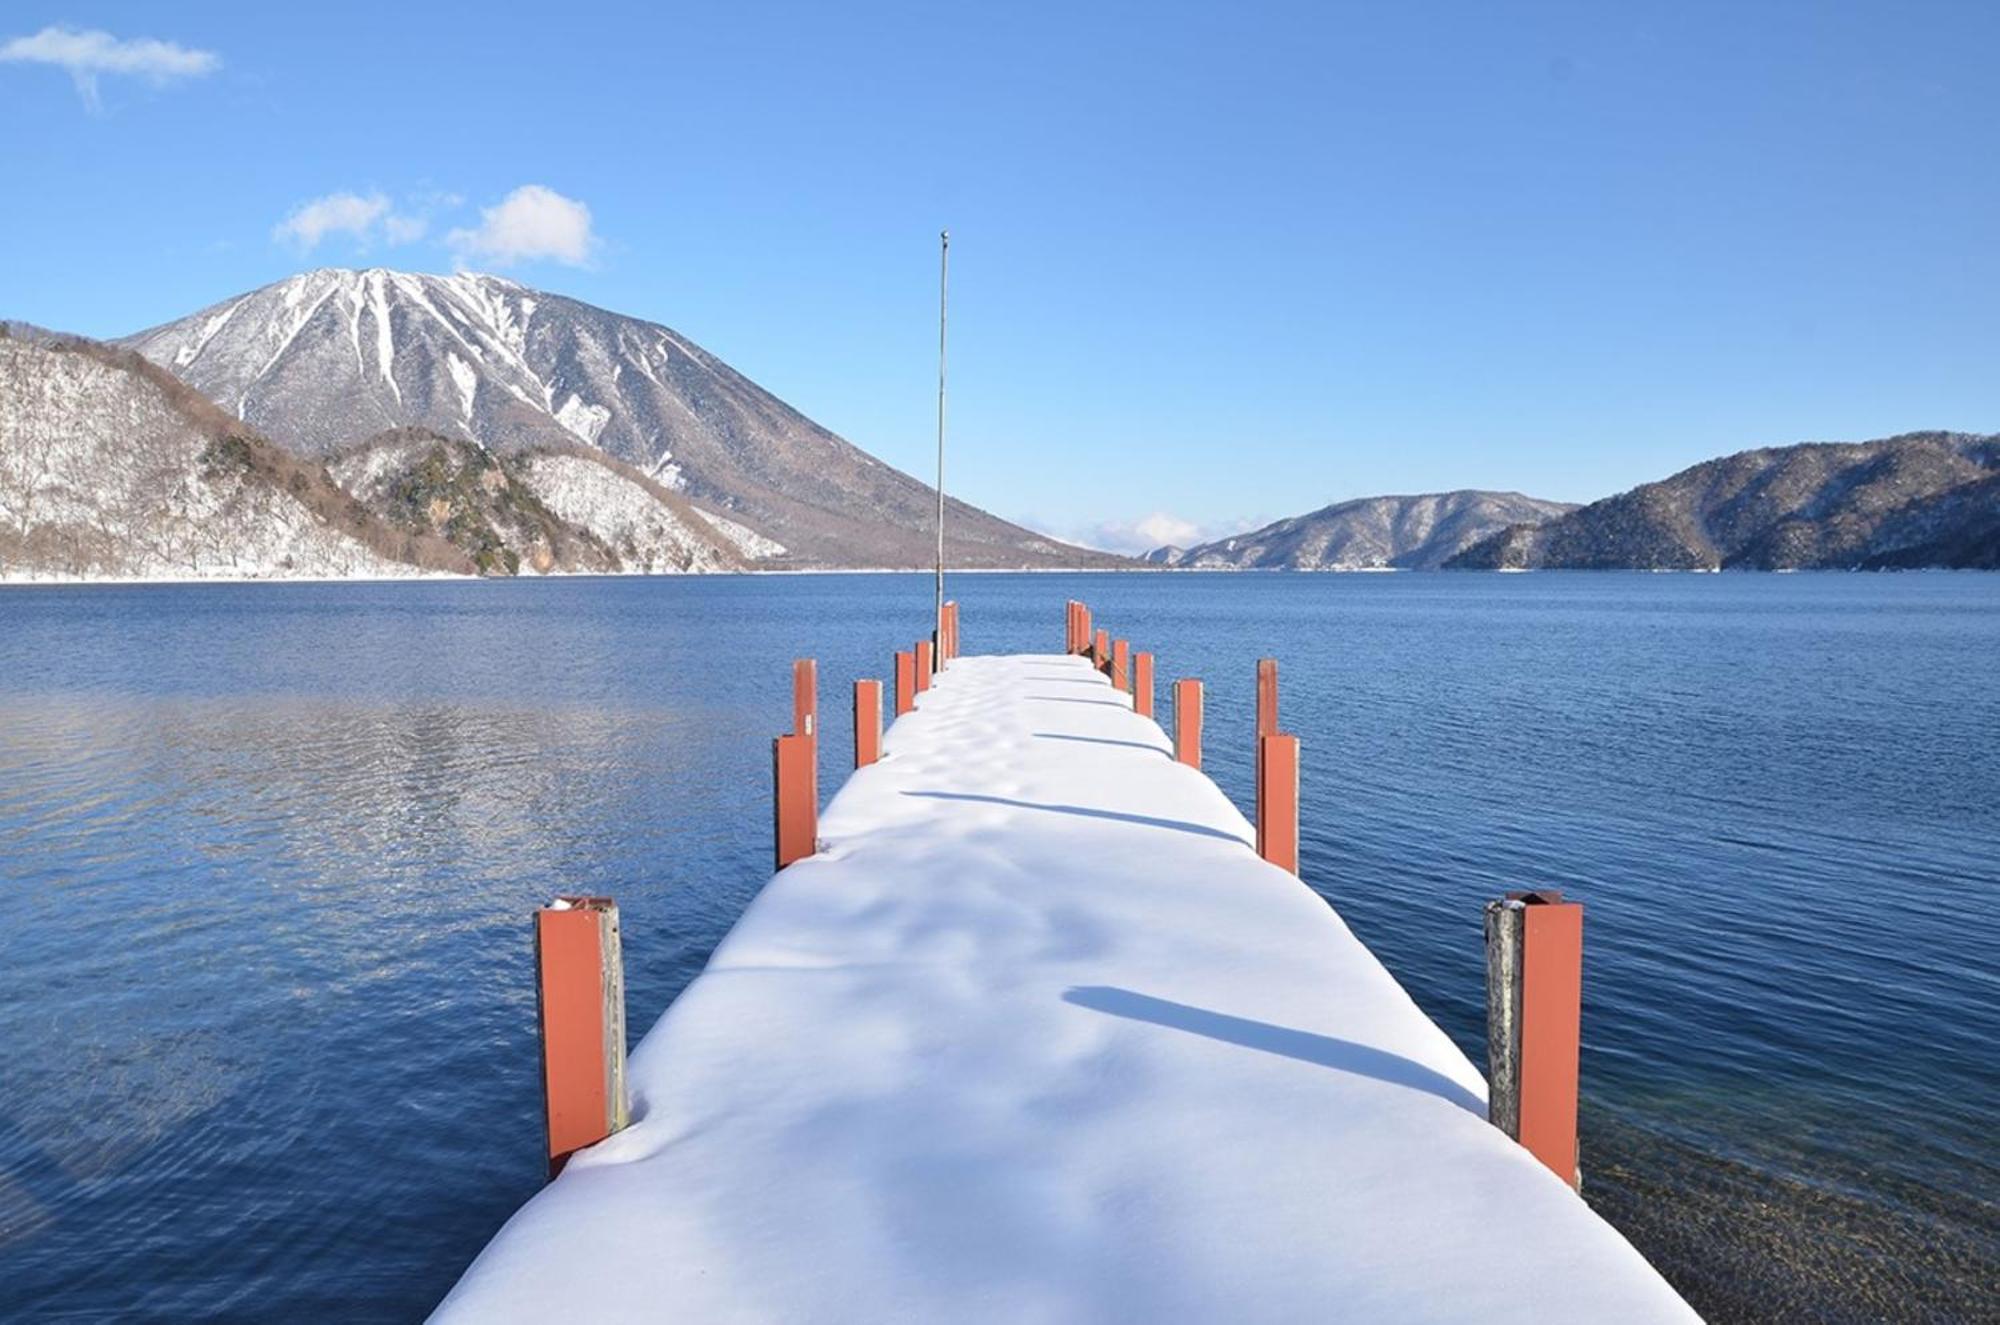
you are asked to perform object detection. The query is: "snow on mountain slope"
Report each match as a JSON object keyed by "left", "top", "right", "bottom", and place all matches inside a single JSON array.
[
  {"left": 512, "top": 451, "right": 751, "bottom": 573},
  {"left": 120, "top": 270, "right": 1124, "bottom": 569},
  {"left": 328, "top": 430, "right": 624, "bottom": 576},
  {"left": 1164, "top": 491, "right": 1577, "bottom": 570},
  {"left": 0, "top": 334, "right": 465, "bottom": 582}
]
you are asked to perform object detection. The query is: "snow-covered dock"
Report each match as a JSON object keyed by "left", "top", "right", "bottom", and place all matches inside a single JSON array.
[{"left": 435, "top": 649, "right": 1696, "bottom": 1323}]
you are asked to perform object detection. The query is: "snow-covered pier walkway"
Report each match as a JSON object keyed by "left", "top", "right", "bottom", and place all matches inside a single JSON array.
[{"left": 436, "top": 634, "right": 1697, "bottom": 1322}]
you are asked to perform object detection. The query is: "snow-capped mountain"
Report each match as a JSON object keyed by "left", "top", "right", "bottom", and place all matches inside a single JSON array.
[
  {"left": 0, "top": 332, "right": 469, "bottom": 581},
  {"left": 120, "top": 269, "right": 1120, "bottom": 569},
  {"left": 1159, "top": 491, "right": 1577, "bottom": 570}
]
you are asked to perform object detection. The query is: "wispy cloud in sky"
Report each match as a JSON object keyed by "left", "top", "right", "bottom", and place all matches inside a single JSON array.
[
  {"left": 273, "top": 191, "right": 430, "bottom": 252},
  {"left": 0, "top": 26, "right": 218, "bottom": 111},
  {"left": 447, "top": 186, "right": 597, "bottom": 268},
  {"left": 1024, "top": 510, "right": 1263, "bottom": 556}
]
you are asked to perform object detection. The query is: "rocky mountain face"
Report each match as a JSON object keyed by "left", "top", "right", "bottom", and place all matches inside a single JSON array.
[
  {"left": 0, "top": 332, "right": 470, "bottom": 581},
  {"left": 1157, "top": 491, "right": 1576, "bottom": 570},
  {"left": 119, "top": 269, "right": 1120, "bottom": 569},
  {"left": 1449, "top": 433, "right": 2000, "bottom": 570},
  {"left": 329, "top": 430, "right": 617, "bottom": 576}
]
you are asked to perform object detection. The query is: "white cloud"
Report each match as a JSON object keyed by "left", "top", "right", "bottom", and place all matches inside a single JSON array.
[
  {"left": 272, "top": 191, "right": 428, "bottom": 252},
  {"left": 274, "top": 192, "right": 388, "bottom": 250},
  {"left": 382, "top": 213, "right": 429, "bottom": 245},
  {"left": 447, "top": 185, "right": 597, "bottom": 268},
  {"left": 1130, "top": 511, "right": 1203, "bottom": 548},
  {"left": 1026, "top": 511, "right": 1265, "bottom": 556},
  {"left": 0, "top": 26, "right": 218, "bottom": 110}
]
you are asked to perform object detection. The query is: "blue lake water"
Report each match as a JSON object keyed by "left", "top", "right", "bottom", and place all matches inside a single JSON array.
[{"left": 0, "top": 572, "right": 1994, "bottom": 1321}]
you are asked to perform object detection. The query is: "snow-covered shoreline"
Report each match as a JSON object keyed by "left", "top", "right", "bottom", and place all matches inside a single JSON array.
[{"left": 434, "top": 651, "right": 1695, "bottom": 1323}]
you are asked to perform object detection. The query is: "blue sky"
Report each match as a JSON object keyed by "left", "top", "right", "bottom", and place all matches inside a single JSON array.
[{"left": 3, "top": 2, "right": 1995, "bottom": 550}]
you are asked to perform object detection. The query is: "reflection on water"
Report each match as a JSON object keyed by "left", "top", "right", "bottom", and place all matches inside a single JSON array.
[{"left": 0, "top": 573, "right": 1995, "bottom": 1321}]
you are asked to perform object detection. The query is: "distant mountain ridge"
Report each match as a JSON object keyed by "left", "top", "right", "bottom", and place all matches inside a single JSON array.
[
  {"left": 1153, "top": 491, "right": 1576, "bottom": 570},
  {"left": 118, "top": 269, "right": 1120, "bottom": 570},
  {"left": 1448, "top": 432, "right": 2000, "bottom": 570}
]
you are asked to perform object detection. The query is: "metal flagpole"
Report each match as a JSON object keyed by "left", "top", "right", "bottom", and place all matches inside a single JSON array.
[{"left": 934, "top": 229, "right": 949, "bottom": 670}]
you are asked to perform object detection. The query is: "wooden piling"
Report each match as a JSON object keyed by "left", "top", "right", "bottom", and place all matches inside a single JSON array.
[
  {"left": 916, "top": 640, "right": 934, "bottom": 690},
  {"left": 1484, "top": 891, "right": 1583, "bottom": 1188},
  {"left": 1093, "top": 629, "right": 1109, "bottom": 672},
  {"left": 793, "top": 658, "right": 819, "bottom": 809},
  {"left": 773, "top": 733, "right": 817, "bottom": 869},
  {"left": 1112, "top": 639, "right": 1130, "bottom": 693},
  {"left": 1173, "top": 678, "right": 1203, "bottom": 768},
  {"left": 1256, "top": 733, "right": 1300, "bottom": 874},
  {"left": 895, "top": 650, "right": 916, "bottom": 716},
  {"left": 535, "top": 896, "right": 627, "bottom": 1179},
  {"left": 1134, "top": 651, "right": 1155, "bottom": 719},
  {"left": 854, "top": 679, "right": 882, "bottom": 767}
]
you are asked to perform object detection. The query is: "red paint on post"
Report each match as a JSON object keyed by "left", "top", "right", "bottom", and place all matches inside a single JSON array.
[
  {"left": 1112, "top": 639, "right": 1130, "bottom": 692},
  {"left": 1256, "top": 733, "right": 1300, "bottom": 874},
  {"left": 915, "top": 640, "right": 933, "bottom": 690},
  {"left": 773, "top": 733, "right": 817, "bottom": 869},
  {"left": 792, "top": 659, "right": 818, "bottom": 739},
  {"left": 894, "top": 651, "right": 915, "bottom": 716},
  {"left": 1173, "top": 678, "right": 1203, "bottom": 769},
  {"left": 854, "top": 679, "right": 882, "bottom": 767},
  {"left": 535, "top": 897, "right": 625, "bottom": 1178},
  {"left": 1134, "top": 652, "right": 1155, "bottom": 718},
  {"left": 1093, "top": 628, "right": 1109, "bottom": 672},
  {"left": 1518, "top": 896, "right": 1583, "bottom": 1185},
  {"left": 1255, "top": 658, "right": 1279, "bottom": 811}
]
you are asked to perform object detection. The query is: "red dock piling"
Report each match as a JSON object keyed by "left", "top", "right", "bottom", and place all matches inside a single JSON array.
[
  {"left": 1134, "top": 652, "right": 1155, "bottom": 718},
  {"left": 1093, "top": 629, "right": 1109, "bottom": 672},
  {"left": 535, "top": 896, "right": 627, "bottom": 1179},
  {"left": 915, "top": 640, "right": 933, "bottom": 690},
  {"left": 792, "top": 659, "right": 818, "bottom": 740},
  {"left": 773, "top": 733, "right": 817, "bottom": 869},
  {"left": 1256, "top": 733, "right": 1300, "bottom": 874},
  {"left": 854, "top": 679, "right": 882, "bottom": 767},
  {"left": 1485, "top": 892, "right": 1584, "bottom": 1188},
  {"left": 1112, "top": 639, "right": 1130, "bottom": 693},
  {"left": 1173, "top": 679, "right": 1203, "bottom": 768},
  {"left": 895, "top": 650, "right": 915, "bottom": 716},
  {"left": 1256, "top": 658, "right": 1279, "bottom": 740}
]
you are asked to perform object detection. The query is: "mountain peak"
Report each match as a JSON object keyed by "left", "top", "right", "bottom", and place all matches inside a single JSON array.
[{"left": 115, "top": 274, "right": 1119, "bottom": 570}]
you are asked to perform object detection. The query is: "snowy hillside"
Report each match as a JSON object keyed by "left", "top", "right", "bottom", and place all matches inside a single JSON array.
[
  {"left": 120, "top": 270, "right": 1124, "bottom": 569},
  {"left": 0, "top": 334, "right": 464, "bottom": 582},
  {"left": 512, "top": 450, "right": 756, "bottom": 573}
]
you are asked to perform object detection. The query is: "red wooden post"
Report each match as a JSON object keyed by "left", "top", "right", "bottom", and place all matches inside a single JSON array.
[
  {"left": 1256, "top": 733, "right": 1300, "bottom": 874},
  {"left": 894, "top": 650, "right": 915, "bottom": 715},
  {"left": 773, "top": 733, "right": 816, "bottom": 869},
  {"left": 946, "top": 601, "right": 959, "bottom": 661},
  {"left": 1112, "top": 639, "right": 1130, "bottom": 692},
  {"left": 1080, "top": 605, "right": 1094, "bottom": 656},
  {"left": 854, "top": 678, "right": 882, "bottom": 767},
  {"left": 792, "top": 659, "right": 817, "bottom": 739},
  {"left": 1093, "top": 628, "right": 1109, "bottom": 672},
  {"left": 1173, "top": 678, "right": 1203, "bottom": 768},
  {"left": 535, "top": 896, "right": 627, "bottom": 1179},
  {"left": 1134, "top": 651, "right": 1155, "bottom": 718},
  {"left": 915, "top": 640, "right": 933, "bottom": 690},
  {"left": 793, "top": 658, "right": 818, "bottom": 810},
  {"left": 1485, "top": 891, "right": 1584, "bottom": 1188},
  {"left": 1255, "top": 657, "right": 1278, "bottom": 809},
  {"left": 1066, "top": 601, "right": 1080, "bottom": 653}
]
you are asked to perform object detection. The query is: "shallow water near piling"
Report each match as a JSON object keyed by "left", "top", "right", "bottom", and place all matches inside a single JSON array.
[{"left": 0, "top": 572, "right": 1994, "bottom": 1321}]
